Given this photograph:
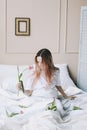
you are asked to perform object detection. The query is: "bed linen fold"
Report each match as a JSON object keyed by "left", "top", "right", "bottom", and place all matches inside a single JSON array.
[{"left": 0, "top": 86, "right": 87, "bottom": 130}]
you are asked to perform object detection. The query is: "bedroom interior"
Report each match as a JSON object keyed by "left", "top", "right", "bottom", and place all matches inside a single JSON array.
[{"left": 0, "top": 0, "right": 87, "bottom": 130}]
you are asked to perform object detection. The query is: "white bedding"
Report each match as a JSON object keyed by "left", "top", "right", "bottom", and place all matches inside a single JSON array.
[
  {"left": 0, "top": 86, "right": 87, "bottom": 130},
  {"left": 0, "top": 64, "right": 87, "bottom": 130}
]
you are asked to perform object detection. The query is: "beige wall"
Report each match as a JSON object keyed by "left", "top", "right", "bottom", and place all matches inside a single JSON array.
[{"left": 0, "top": 0, "right": 87, "bottom": 83}]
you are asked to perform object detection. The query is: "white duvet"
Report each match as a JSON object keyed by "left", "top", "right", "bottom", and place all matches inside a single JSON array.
[{"left": 0, "top": 86, "right": 87, "bottom": 130}]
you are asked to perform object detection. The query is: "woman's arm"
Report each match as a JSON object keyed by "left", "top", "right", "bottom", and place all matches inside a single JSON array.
[{"left": 56, "top": 86, "right": 76, "bottom": 100}]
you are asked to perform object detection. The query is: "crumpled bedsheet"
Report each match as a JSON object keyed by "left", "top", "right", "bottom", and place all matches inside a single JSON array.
[{"left": 0, "top": 87, "right": 87, "bottom": 130}]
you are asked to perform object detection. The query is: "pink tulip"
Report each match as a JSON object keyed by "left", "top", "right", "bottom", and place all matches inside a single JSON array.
[{"left": 20, "top": 110, "right": 24, "bottom": 114}]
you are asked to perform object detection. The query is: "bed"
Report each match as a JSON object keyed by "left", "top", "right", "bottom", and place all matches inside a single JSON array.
[{"left": 0, "top": 64, "right": 87, "bottom": 130}]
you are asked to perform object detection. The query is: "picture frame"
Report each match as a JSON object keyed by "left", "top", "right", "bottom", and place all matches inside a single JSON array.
[{"left": 15, "top": 17, "right": 30, "bottom": 36}]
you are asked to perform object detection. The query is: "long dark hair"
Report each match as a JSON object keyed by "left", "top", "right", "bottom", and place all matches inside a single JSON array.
[{"left": 34, "top": 48, "right": 59, "bottom": 83}]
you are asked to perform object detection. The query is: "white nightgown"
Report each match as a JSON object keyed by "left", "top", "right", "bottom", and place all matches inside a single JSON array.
[{"left": 25, "top": 69, "right": 61, "bottom": 98}]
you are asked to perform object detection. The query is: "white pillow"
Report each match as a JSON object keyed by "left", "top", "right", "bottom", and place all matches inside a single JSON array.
[
  {"left": 0, "top": 65, "right": 18, "bottom": 85},
  {"left": 2, "top": 77, "right": 18, "bottom": 93},
  {"left": 55, "top": 64, "right": 82, "bottom": 95},
  {"left": 55, "top": 64, "right": 77, "bottom": 90},
  {"left": 65, "top": 86, "right": 82, "bottom": 96},
  {"left": 1, "top": 65, "right": 34, "bottom": 93}
]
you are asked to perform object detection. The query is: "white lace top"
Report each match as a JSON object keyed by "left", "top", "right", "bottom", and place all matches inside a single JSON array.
[{"left": 25, "top": 69, "right": 61, "bottom": 98}]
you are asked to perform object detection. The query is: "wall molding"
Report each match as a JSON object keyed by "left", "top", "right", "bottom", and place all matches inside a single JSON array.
[
  {"left": 5, "top": 0, "right": 61, "bottom": 54},
  {"left": 65, "top": 0, "right": 78, "bottom": 54}
]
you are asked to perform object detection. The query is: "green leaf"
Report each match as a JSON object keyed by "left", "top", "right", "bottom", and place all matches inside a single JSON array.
[
  {"left": 17, "top": 66, "right": 19, "bottom": 73},
  {"left": 19, "top": 73, "right": 22, "bottom": 80},
  {"left": 20, "top": 80, "right": 24, "bottom": 93},
  {"left": 18, "top": 105, "right": 28, "bottom": 108},
  {"left": 46, "top": 100, "right": 57, "bottom": 111},
  {"left": 73, "top": 106, "right": 82, "bottom": 110},
  {"left": 52, "top": 106, "right": 57, "bottom": 111},
  {"left": 6, "top": 110, "right": 19, "bottom": 117}
]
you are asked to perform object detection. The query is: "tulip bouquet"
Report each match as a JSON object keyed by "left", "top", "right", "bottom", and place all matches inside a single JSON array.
[{"left": 17, "top": 65, "right": 33, "bottom": 95}]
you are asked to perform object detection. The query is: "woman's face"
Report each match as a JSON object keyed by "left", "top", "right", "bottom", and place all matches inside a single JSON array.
[{"left": 37, "top": 56, "right": 45, "bottom": 70}]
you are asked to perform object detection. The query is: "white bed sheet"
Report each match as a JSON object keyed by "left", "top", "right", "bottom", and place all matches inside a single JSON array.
[{"left": 0, "top": 86, "right": 87, "bottom": 130}]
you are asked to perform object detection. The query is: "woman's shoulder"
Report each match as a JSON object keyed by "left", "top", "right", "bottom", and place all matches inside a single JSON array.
[
  {"left": 54, "top": 66, "right": 60, "bottom": 73},
  {"left": 53, "top": 67, "right": 60, "bottom": 77}
]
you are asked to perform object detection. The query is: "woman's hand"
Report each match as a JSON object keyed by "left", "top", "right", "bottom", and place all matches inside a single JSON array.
[
  {"left": 56, "top": 86, "right": 76, "bottom": 100},
  {"left": 65, "top": 95, "right": 76, "bottom": 100},
  {"left": 16, "top": 82, "right": 23, "bottom": 96},
  {"left": 16, "top": 82, "right": 22, "bottom": 90},
  {"left": 24, "top": 90, "right": 33, "bottom": 96}
]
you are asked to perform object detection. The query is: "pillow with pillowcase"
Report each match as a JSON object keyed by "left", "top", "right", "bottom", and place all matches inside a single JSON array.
[
  {"left": 55, "top": 64, "right": 82, "bottom": 95},
  {"left": 55, "top": 64, "right": 76, "bottom": 90},
  {"left": 2, "top": 77, "right": 18, "bottom": 93},
  {"left": 1, "top": 65, "right": 33, "bottom": 93}
]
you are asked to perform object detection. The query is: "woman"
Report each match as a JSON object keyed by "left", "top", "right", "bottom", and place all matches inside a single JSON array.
[{"left": 17, "top": 48, "right": 75, "bottom": 100}]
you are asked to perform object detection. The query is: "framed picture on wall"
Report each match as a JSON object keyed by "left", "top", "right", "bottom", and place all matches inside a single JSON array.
[{"left": 15, "top": 17, "right": 30, "bottom": 36}]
